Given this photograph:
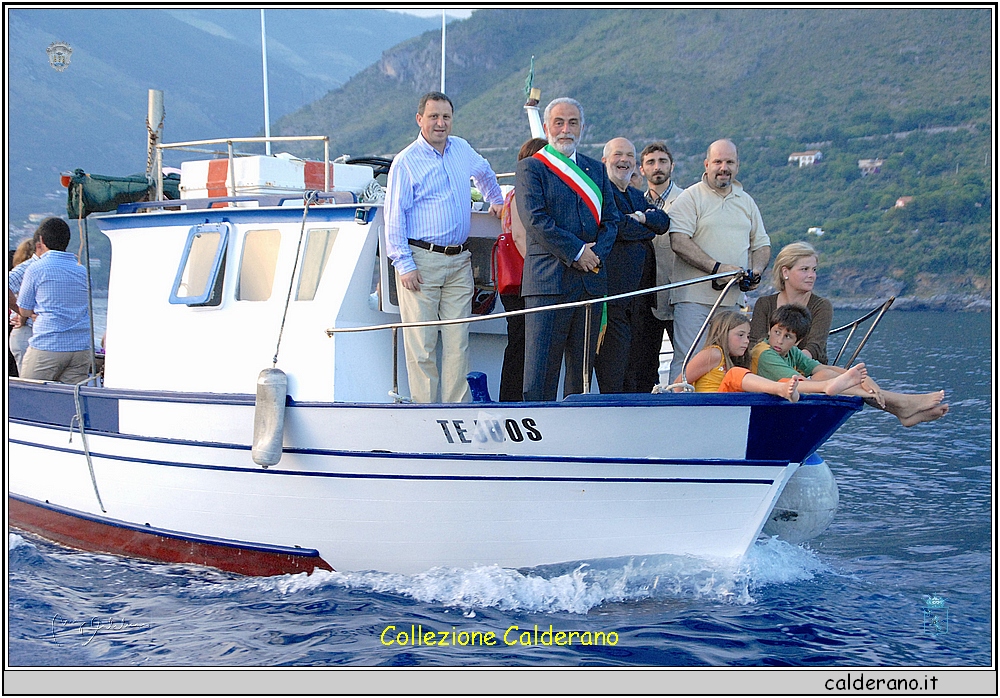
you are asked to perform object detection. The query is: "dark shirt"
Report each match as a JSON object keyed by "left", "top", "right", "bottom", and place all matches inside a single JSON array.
[{"left": 605, "top": 186, "right": 669, "bottom": 295}]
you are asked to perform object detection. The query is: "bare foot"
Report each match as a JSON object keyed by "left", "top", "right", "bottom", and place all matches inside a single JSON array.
[
  {"left": 899, "top": 402, "right": 949, "bottom": 427},
  {"left": 825, "top": 363, "right": 865, "bottom": 396},
  {"left": 884, "top": 390, "right": 946, "bottom": 422},
  {"left": 782, "top": 375, "right": 801, "bottom": 403}
]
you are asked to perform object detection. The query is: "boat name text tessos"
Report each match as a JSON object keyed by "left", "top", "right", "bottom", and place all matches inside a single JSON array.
[{"left": 437, "top": 417, "right": 543, "bottom": 444}]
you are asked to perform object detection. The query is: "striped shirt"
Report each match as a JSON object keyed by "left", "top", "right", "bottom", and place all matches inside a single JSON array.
[
  {"left": 384, "top": 134, "right": 503, "bottom": 275},
  {"left": 16, "top": 250, "right": 92, "bottom": 352}
]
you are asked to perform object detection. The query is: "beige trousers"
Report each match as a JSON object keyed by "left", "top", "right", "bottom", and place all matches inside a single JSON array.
[
  {"left": 20, "top": 346, "right": 92, "bottom": 384},
  {"left": 396, "top": 245, "right": 473, "bottom": 403}
]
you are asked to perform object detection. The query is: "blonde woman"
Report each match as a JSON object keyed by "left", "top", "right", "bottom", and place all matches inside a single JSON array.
[
  {"left": 9, "top": 236, "right": 39, "bottom": 374},
  {"left": 749, "top": 241, "right": 832, "bottom": 362}
]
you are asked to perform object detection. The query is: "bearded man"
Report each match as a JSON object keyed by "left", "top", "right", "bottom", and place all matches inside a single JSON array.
[
  {"left": 514, "top": 98, "right": 620, "bottom": 401},
  {"left": 667, "top": 139, "right": 770, "bottom": 383}
]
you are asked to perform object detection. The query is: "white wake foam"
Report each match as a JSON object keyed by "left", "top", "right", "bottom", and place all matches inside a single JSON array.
[
  {"left": 8, "top": 533, "right": 34, "bottom": 551},
  {"left": 222, "top": 537, "right": 829, "bottom": 614}
]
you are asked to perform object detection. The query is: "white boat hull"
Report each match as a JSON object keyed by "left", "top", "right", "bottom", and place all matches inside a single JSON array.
[{"left": 9, "top": 381, "right": 860, "bottom": 574}]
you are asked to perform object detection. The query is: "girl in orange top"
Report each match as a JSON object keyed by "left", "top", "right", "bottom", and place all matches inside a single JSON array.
[{"left": 685, "top": 310, "right": 801, "bottom": 401}]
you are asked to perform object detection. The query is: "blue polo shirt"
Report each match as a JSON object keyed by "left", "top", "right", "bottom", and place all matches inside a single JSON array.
[{"left": 16, "top": 250, "right": 92, "bottom": 352}]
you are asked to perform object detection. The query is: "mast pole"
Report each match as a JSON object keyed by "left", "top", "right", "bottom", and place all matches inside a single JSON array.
[
  {"left": 261, "top": 9, "right": 272, "bottom": 156},
  {"left": 146, "top": 89, "right": 164, "bottom": 180}
]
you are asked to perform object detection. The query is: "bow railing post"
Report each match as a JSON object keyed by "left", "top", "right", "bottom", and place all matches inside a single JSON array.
[{"left": 583, "top": 303, "right": 593, "bottom": 394}]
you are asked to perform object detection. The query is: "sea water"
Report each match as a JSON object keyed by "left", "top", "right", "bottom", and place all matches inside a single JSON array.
[{"left": 7, "top": 311, "right": 992, "bottom": 667}]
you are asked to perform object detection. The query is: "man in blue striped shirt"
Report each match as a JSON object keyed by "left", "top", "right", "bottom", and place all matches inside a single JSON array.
[
  {"left": 16, "top": 217, "right": 93, "bottom": 383},
  {"left": 385, "top": 91, "right": 503, "bottom": 403}
]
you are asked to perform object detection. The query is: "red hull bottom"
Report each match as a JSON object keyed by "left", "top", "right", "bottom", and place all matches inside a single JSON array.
[{"left": 9, "top": 495, "right": 333, "bottom": 576}]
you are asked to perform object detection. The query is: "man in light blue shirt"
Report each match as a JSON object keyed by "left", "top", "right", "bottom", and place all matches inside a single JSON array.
[
  {"left": 384, "top": 91, "right": 503, "bottom": 403},
  {"left": 17, "top": 217, "right": 93, "bottom": 383}
]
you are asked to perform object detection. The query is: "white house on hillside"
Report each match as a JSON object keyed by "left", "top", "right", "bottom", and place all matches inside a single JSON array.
[
  {"left": 858, "top": 158, "right": 884, "bottom": 176},
  {"left": 788, "top": 150, "right": 823, "bottom": 167}
]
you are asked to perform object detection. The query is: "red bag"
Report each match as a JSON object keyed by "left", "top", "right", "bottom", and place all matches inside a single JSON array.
[{"left": 491, "top": 231, "right": 524, "bottom": 296}]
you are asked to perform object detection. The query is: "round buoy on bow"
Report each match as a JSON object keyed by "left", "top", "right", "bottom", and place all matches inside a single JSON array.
[{"left": 763, "top": 453, "right": 839, "bottom": 543}]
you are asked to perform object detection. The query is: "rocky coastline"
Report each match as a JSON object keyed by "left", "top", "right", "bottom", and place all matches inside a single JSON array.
[{"left": 825, "top": 294, "right": 991, "bottom": 312}]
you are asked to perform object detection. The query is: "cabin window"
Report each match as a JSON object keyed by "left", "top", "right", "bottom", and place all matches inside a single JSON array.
[
  {"left": 237, "top": 229, "right": 281, "bottom": 301},
  {"left": 296, "top": 227, "right": 338, "bottom": 301},
  {"left": 169, "top": 222, "right": 231, "bottom": 306}
]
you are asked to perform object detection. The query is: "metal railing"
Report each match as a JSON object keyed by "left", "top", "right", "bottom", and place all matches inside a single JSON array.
[
  {"left": 155, "top": 135, "right": 331, "bottom": 200},
  {"left": 829, "top": 296, "right": 895, "bottom": 367},
  {"left": 326, "top": 269, "right": 748, "bottom": 401},
  {"left": 672, "top": 273, "right": 744, "bottom": 392}
]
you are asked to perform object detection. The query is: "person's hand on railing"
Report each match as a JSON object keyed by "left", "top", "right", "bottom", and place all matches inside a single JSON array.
[
  {"left": 711, "top": 265, "right": 742, "bottom": 290},
  {"left": 738, "top": 268, "right": 762, "bottom": 292}
]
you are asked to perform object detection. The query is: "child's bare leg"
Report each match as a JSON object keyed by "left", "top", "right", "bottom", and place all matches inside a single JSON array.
[
  {"left": 823, "top": 363, "right": 865, "bottom": 396},
  {"left": 878, "top": 390, "right": 947, "bottom": 426},
  {"left": 739, "top": 374, "right": 800, "bottom": 402},
  {"left": 792, "top": 380, "right": 837, "bottom": 395}
]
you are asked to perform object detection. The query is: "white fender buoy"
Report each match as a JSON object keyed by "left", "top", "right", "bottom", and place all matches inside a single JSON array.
[
  {"left": 763, "top": 453, "right": 839, "bottom": 543},
  {"left": 252, "top": 368, "right": 287, "bottom": 466}
]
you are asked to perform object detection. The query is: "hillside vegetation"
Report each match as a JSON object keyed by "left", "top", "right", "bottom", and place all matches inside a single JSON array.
[{"left": 276, "top": 8, "right": 992, "bottom": 300}]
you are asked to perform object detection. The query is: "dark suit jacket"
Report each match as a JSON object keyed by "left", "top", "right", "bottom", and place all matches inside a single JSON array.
[
  {"left": 515, "top": 151, "right": 621, "bottom": 298},
  {"left": 606, "top": 185, "right": 670, "bottom": 296}
]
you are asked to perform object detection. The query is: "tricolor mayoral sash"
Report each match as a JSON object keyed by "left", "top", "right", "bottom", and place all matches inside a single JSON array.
[{"left": 533, "top": 145, "right": 603, "bottom": 226}]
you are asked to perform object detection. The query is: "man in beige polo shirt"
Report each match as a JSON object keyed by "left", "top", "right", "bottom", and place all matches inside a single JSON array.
[{"left": 666, "top": 139, "right": 770, "bottom": 383}]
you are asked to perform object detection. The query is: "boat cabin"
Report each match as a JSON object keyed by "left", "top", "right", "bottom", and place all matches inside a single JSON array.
[{"left": 94, "top": 152, "right": 508, "bottom": 403}]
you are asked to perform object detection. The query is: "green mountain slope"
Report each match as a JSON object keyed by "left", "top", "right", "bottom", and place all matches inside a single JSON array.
[{"left": 275, "top": 8, "right": 992, "bottom": 299}]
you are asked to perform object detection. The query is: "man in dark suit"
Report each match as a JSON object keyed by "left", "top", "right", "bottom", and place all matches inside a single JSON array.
[
  {"left": 595, "top": 137, "right": 669, "bottom": 394},
  {"left": 515, "top": 98, "right": 621, "bottom": 401}
]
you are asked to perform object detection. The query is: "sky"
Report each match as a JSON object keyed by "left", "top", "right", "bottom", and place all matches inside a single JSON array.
[{"left": 389, "top": 8, "right": 476, "bottom": 19}]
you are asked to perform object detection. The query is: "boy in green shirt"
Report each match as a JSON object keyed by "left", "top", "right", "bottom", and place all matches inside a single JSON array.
[
  {"left": 753, "top": 304, "right": 949, "bottom": 426},
  {"left": 752, "top": 305, "right": 866, "bottom": 396}
]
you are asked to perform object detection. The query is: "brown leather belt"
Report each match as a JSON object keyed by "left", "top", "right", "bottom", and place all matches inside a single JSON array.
[{"left": 408, "top": 238, "right": 469, "bottom": 255}]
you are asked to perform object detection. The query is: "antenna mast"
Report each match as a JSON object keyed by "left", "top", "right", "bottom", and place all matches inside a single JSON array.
[
  {"left": 440, "top": 10, "right": 446, "bottom": 93},
  {"left": 261, "top": 9, "right": 272, "bottom": 156}
]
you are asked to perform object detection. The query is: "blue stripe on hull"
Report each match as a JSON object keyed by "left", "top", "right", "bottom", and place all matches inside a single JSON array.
[
  {"left": 9, "top": 381, "right": 120, "bottom": 433},
  {"left": 9, "top": 438, "right": 776, "bottom": 485},
  {"left": 9, "top": 378, "right": 863, "bottom": 413}
]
